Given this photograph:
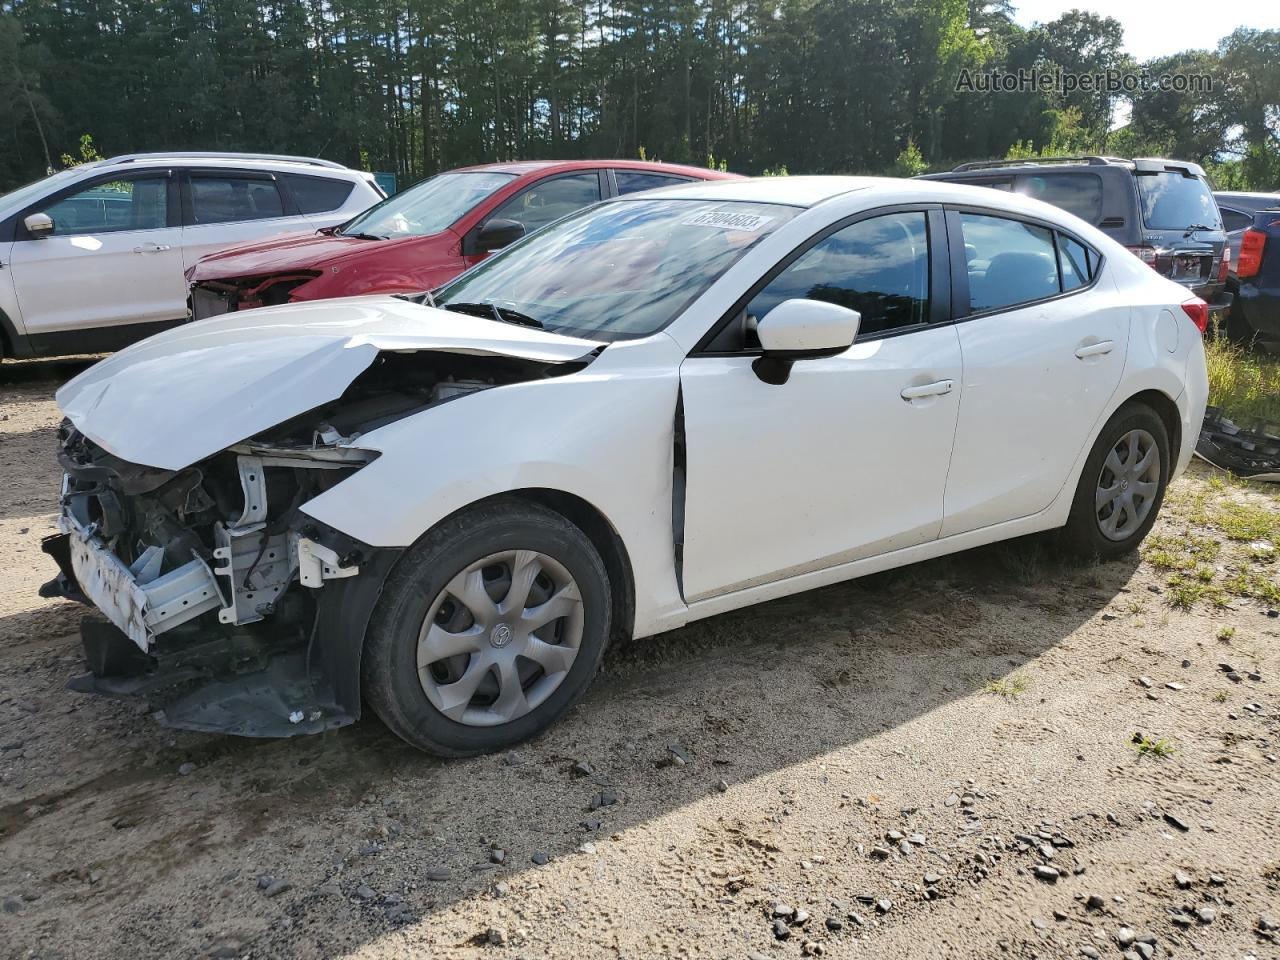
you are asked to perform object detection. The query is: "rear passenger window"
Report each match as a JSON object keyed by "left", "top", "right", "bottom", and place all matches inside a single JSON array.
[
  {"left": 614, "top": 171, "right": 691, "bottom": 195},
  {"left": 1017, "top": 173, "right": 1103, "bottom": 223},
  {"left": 745, "top": 211, "right": 931, "bottom": 340},
  {"left": 285, "top": 174, "right": 355, "bottom": 213},
  {"left": 190, "top": 175, "right": 285, "bottom": 224},
  {"left": 960, "top": 213, "right": 1059, "bottom": 312},
  {"left": 1058, "top": 235, "right": 1092, "bottom": 291}
]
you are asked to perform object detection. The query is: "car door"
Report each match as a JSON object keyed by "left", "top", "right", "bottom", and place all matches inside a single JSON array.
[
  {"left": 7, "top": 170, "right": 185, "bottom": 335},
  {"left": 179, "top": 170, "right": 315, "bottom": 269},
  {"left": 460, "top": 170, "right": 604, "bottom": 270},
  {"left": 679, "top": 207, "right": 963, "bottom": 602},
  {"left": 941, "top": 208, "right": 1128, "bottom": 537}
]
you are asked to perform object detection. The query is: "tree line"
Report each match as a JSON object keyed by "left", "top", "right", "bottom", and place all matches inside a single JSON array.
[{"left": 1, "top": 0, "right": 1277, "bottom": 192}]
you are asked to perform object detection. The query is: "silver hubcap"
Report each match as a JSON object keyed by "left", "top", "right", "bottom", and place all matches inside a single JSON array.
[
  {"left": 417, "top": 550, "right": 584, "bottom": 727},
  {"left": 1096, "top": 428, "right": 1160, "bottom": 541}
]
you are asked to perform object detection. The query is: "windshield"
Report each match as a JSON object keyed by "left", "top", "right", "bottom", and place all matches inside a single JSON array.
[
  {"left": 0, "top": 168, "right": 85, "bottom": 213},
  {"left": 434, "top": 198, "right": 798, "bottom": 341},
  {"left": 340, "top": 171, "right": 516, "bottom": 239},
  {"left": 1136, "top": 172, "right": 1222, "bottom": 231}
]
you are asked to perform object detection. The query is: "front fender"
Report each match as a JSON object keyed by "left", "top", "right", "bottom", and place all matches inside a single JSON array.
[{"left": 299, "top": 334, "right": 689, "bottom": 637}]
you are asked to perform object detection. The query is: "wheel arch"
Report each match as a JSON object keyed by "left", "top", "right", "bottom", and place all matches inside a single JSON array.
[
  {"left": 0, "top": 305, "right": 22, "bottom": 359},
  {"left": 1122, "top": 388, "right": 1182, "bottom": 469},
  {"left": 499, "top": 487, "right": 636, "bottom": 650}
]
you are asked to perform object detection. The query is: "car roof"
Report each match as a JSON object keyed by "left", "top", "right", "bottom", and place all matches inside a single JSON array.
[
  {"left": 615, "top": 175, "right": 876, "bottom": 206},
  {"left": 1215, "top": 191, "right": 1280, "bottom": 204},
  {"left": 612, "top": 175, "right": 1087, "bottom": 215},
  {"left": 89, "top": 153, "right": 364, "bottom": 177},
  {"left": 923, "top": 156, "right": 1207, "bottom": 180},
  {"left": 449, "top": 159, "right": 740, "bottom": 180}
]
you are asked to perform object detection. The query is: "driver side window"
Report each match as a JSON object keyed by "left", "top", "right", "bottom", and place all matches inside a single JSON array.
[
  {"left": 731, "top": 211, "right": 931, "bottom": 349},
  {"left": 42, "top": 175, "right": 169, "bottom": 235},
  {"left": 489, "top": 172, "right": 602, "bottom": 235}
]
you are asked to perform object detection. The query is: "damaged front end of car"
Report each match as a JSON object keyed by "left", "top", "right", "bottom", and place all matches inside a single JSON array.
[
  {"left": 189, "top": 273, "right": 320, "bottom": 321},
  {"left": 41, "top": 345, "right": 590, "bottom": 737}
]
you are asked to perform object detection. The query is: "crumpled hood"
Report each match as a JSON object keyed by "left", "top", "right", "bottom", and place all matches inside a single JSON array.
[
  {"left": 58, "top": 295, "right": 603, "bottom": 470},
  {"left": 188, "top": 230, "right": 431, "bottom": 281}
]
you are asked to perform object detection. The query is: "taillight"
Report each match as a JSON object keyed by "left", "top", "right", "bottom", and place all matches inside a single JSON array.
[
  {"left": 1237, "top": 227, "right": 1267, "bottom": 279},
  {"left": 1127, "top": 245, "right": 1158, "bottom": 268},
  {"left": 1218, "top": 245, "right": 1230, "bottom": 283},
  {"left": 1181, "top": 298, "right": 1209, "bottom": 334}
]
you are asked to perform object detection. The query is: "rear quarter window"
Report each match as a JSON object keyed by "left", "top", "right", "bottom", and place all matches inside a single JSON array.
[
  {"left": 285, "top": 174, "right": 356, "bottom": 214},
  {"left": 1220, "top": 208, "right": 1252, "bottom": 232},
  {"left": 1016, "top": 172, "right": 1103, "bottom": 224}
]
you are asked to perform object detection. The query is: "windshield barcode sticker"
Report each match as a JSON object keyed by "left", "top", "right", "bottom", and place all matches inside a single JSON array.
[{"left": 682, "top": 211, "right": 774, "bottom": 232}]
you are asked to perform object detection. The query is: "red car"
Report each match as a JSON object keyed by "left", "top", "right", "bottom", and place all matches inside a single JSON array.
[{"left": 188, "top": 159, "right": 740, "bottom": 318}]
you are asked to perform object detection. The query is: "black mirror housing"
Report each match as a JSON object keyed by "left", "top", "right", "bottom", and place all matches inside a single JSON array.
[{"left": 476, "top": 218, "right": 525, "bottom": 253}]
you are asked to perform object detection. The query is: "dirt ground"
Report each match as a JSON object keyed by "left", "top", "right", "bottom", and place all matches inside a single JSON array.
[{"left": 1, "top": 358, "right": 1278, "bottom": 960}]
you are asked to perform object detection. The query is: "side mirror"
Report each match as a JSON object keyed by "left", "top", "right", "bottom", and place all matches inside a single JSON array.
[
  {"left": 24, "top": 212, "right": 54, "bottom": 238},
  {"left": 752, "top": 298, "right": 860, "bottom": 385},
  {"left": 475, "top": 218, "right": 525, "bottom": 253}
]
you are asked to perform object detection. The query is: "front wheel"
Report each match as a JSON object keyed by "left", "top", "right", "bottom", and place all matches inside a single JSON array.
[
  {"left": 1060, "top": 403, "right": 1170, "bottom": 559},
  {"left": 362, "top": 498, "right": 612, "bottom": 756}
]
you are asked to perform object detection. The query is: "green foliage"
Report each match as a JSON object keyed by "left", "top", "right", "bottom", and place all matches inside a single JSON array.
[
  {"left": 1002, "top": 107, "right": 1092, "bottom": 159},
  {"left": 0, "top": 8, "right": 1276, "bottom": 191},
  {"left": 1132, "top": 733, "right": 1175, "bottom": 758},
  {"left": 59, "top": 133, "right": 102, "bottom": 169},
  {"left": 891, "top": 140, "right": 927, "bottom": 177}
]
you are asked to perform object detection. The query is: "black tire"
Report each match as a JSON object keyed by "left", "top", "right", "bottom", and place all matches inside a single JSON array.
[
  {"left": 362, "top": 497, "right": 611, "bottom": 756},
  {"left": 1060, "top": 402, "right": 1170, "bottom": 559}
]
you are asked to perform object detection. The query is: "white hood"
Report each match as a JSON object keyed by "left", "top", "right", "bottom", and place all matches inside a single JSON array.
[{"left": 57, "top": 295, "right": 602, "bottom": 470}]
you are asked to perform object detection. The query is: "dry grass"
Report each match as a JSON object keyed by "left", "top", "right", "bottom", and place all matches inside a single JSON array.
[
  {"left": 1144, "top": 469, "right": 1279, "bottom": 610},
  {"left": 1204, "top": 336, "right": 1280, "bottom": 424},
  {"left": 983, "top": 674, "right": 1030, "bottom": 699}
]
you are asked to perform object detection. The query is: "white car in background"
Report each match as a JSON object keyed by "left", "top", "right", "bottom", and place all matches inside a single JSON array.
[
  {"left": 0, "top": 152, "right": 383, "bottom": 359},
  {"left": 44, "top": 177, "right": 1208, "bottom": 756}
]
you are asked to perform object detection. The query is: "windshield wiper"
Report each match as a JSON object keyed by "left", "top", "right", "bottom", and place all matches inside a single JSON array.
[
  {"left": 1183, "top": 223, "right": 1215, "bottom": 237},
  {"left": 441, "top": 301, "right": 543, "bottom": 328},
  {"left": 340, "top": 231, "right": 387, "bottom": 241}
]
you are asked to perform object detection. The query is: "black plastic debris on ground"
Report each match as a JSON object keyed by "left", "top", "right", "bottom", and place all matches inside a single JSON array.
[{"left": 1195, "top": 406, "right": 1280, "bottom": 481}]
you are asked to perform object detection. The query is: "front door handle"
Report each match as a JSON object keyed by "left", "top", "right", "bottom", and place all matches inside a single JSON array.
[
  {"left": 901, "top": 379, "right": 954, "bottom": 401},
  {"left": 133, "top": 242, "right": 172, "bottom": 253},
  {"left": 1074, "top": 340, "right": 1114, "bottom": 359}
]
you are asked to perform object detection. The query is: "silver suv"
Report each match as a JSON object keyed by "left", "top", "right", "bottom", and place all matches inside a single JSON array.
[{"left": 0, "top": 153, "right": 384, "bottom": 360}]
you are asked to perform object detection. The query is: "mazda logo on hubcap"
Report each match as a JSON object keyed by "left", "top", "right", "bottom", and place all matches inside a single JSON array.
[{"left": 490, "top": 623, "right": 514, "bottom": 648}]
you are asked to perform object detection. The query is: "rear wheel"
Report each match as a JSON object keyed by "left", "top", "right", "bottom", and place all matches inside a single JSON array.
[
  {"left": 362, "top": 498, "right": 611, "bottom": 756},
  {"left": 1060, "top": 403, "right": 1170, "bottom": 559}
]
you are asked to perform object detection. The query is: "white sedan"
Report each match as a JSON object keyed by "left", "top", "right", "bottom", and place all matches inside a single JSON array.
[{"left": 45, "top": 177, "right": 1208, "bottom": 755}]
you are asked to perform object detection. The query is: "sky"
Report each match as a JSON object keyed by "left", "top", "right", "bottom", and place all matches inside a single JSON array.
[{"left": 1011, "top": 0, "right": 1280, "bottom": 61}]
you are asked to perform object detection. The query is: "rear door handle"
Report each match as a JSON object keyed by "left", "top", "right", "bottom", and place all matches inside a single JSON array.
[
  {"left": 1074, "top": 340, "right": 1113, "bottom": 359},
  {"left": 900, "top": 379, "right": 954, "bottom": 401}
]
